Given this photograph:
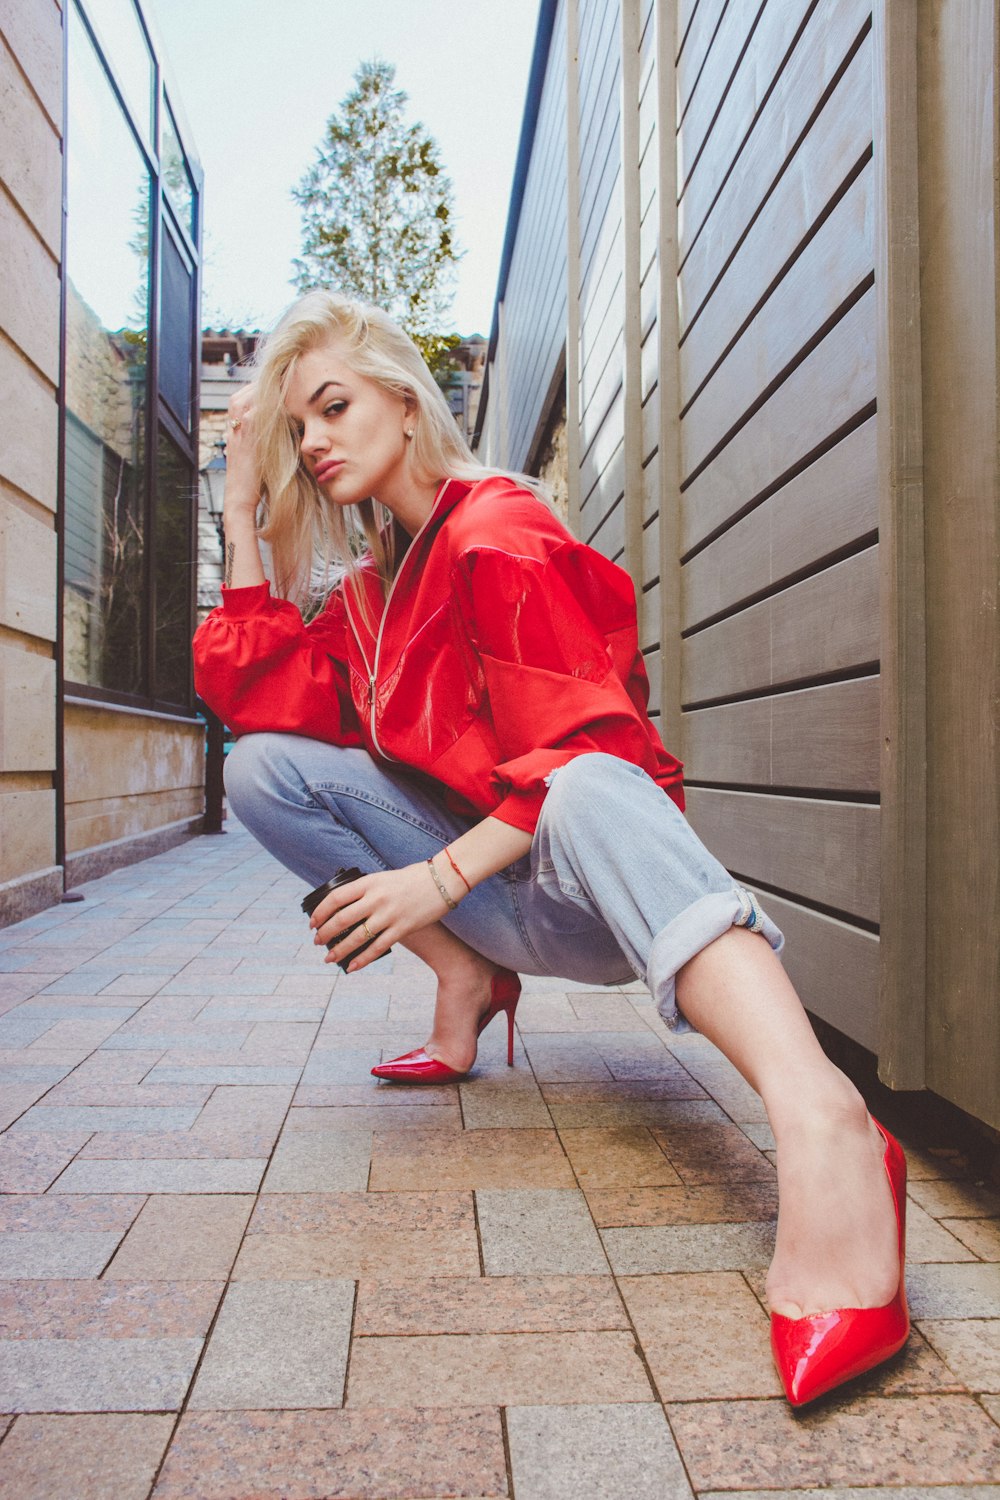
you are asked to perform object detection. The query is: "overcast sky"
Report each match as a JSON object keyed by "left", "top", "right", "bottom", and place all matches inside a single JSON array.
[{"left": 146, "top": 0, "right": 541, "bottom": 336}]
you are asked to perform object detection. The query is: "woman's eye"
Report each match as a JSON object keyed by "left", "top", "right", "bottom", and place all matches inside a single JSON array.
[{"left": 324, "top": 401, "right": 347, "bottom": 417}]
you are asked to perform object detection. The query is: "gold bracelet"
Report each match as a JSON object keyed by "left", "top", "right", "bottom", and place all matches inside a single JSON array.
[{"left": 426, "top": 856, "right": 458, "bottom": 911}]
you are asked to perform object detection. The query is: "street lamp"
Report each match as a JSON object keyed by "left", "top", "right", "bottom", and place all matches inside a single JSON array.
[{"left": 201, "top": 437, "right": 227, "bottom": 546}]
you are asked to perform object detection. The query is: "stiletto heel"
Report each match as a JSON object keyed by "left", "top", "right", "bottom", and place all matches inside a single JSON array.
[
  {"left": 770, "top": 1118, "right": 909, "bottom": 1407},
  {"left": 371, "top": 969, "right": 521, "bottom": 1083}
]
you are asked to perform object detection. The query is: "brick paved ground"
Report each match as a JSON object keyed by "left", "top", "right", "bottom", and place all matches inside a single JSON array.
[{"left": 0, "top": 821, "right": 999, "bottom": 1498}]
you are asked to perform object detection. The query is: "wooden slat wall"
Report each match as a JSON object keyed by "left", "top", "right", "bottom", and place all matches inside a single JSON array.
[
  {"left": 577, "top": 0, "right": 625, "bottom": 566},
  {"left": 676, "top": 0, "right": 881, "bottom": 1047},
  {"left": 493, "top": 0, "right": 569, "bottom": 472}
]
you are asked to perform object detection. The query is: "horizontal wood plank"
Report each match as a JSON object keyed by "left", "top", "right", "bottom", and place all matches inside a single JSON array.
[
  {"left": 682, "top": 675, "right": 880, "bottom": 791},
  {"left": 682, "top": 545, "right": 879, "bottom": 704},
  {"left": 686, "top": 785, "right": 880, "bottom": 922},
  {"left": 680, "top": 16, "right": 872, "bottom": 332},
  {"left": 679, "top": 0, "right": 815, "bottom": 249},
  {"left": 682, "top": 417, "right": 876, "bottom": 631},
  {"left": 681, "top": 163, "right": 873, "bottom": 475},
  {"left": 678, "top": 0, "right": 768, "bottom": 199},
  {"left": 681, "top": 284, "right": 876, "bottom": 554}
]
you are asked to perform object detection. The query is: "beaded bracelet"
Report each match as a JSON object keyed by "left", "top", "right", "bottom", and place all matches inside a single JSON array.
[
  {"left": 443, "top": 846, "right": 472, "bottom": 895},
  {"left": 426, "top": 856, "right": 458, "bottom": 911}
]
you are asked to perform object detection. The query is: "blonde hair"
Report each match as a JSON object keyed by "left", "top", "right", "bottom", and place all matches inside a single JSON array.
[{"left": 251, "top": 289, "right": 536, "bottom": 611}]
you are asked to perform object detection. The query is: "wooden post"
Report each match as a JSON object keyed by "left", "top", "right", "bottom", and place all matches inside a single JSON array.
[
  {"left": 565, "top": 0, "right": 583, "bottom": 533},
  {"left": 873, "top": 0, "right": 927, "bottom": 1090},
  {"left": 655, "top": 0, "right": 683, "bottom": 754},
  {"left": 620, "top": 0, "right": 644, "bottom": 589}
]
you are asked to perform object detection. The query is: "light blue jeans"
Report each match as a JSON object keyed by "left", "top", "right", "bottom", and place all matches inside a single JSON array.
[{"left": 223, "top": 737, "right": 784, "bottom": 1028}]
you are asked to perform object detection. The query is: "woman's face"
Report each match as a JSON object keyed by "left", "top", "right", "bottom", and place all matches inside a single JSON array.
[{"left": 284, "top": 338, "right": 414, "bottom": 512}]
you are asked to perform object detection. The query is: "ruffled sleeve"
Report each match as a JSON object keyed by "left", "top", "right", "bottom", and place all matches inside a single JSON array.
[{"left": 193, "top": 581, "right": 363, "bottom": 746}]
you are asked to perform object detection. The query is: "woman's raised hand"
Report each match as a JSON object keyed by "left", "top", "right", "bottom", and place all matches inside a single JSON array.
[
  {"left": 219, "top": 385, "right": 268, "bottom": 590},
  {"left": 223, "top": 384, "right": 262, "bottom": 518}
]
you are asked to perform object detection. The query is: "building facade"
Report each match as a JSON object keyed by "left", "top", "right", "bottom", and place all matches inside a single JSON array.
[
  {"left": 0, "top": 0, "right": 205, "bottom": 922},
  {"left": 476, "top": 0, "right": 999, "bottom": 1130}
]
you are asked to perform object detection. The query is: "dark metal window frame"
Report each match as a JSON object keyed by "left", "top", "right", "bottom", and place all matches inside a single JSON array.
[{"left": 57, "top": 0, "right": 204, "bottom": 722}]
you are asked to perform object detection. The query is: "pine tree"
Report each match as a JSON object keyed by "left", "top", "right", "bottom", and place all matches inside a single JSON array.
[{"left": 292, "top": 60, "right": 460, "bottom": 359}]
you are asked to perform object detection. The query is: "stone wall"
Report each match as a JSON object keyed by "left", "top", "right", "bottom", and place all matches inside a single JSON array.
[{"left": 0, "top": 0, "right": 64, "bottom": 923}]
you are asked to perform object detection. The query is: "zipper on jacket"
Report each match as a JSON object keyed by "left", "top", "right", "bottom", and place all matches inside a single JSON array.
[{"left": 343, "top": 482, "right": 448, "bottom": 760}]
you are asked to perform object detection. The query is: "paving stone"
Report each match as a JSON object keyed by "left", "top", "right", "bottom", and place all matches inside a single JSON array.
[
  {"left": 520, "top": 1038, "right": 614, "bottom": 1081},
  {"left": 78, "top": 1127, "right": 277, "bottom": 1159},
  {"left": 477, "top": 1189, "right": 610, "bottom": 1275},
  {"left": 0, "top": 1082, "right": 65, "bottom": 1130},
  {"left": 101, "top": 1031, "right": 253, "bottom": 1052},
  {"left": 540, "top": 1076, "right": 707, "bottom": 1103},
  {"left": 920, "top": 1320, "right": 1000, "bottom": 1391},
  {"left": 665, "top": 1395, "right": 1000, "bottom": 1488},
  {"left": 194, "top": 1083, "right": 295, "bottom": 1130},
  {"left": 0, "top": 1337, "right": 202, "bottom": 1411},
  {"left": 909, "top": 1179, "right": 1000, "bottom": 1219},
  {"left": 586, "top": 1180, "right": 779, "bottom": 1227},
  {"left": 559, "top": 1127, "right": 682, "bottom": 1189},
  {"left": 105, "top": 1196, "right": 254, "bottom": 1280},
  {"left": 152, "top": 1407, "right": 507, "bottom": 1499},
  {"left": 236, "top": 1191, "right": 480, "bottom": 1279},
  {"left": 295, "top": 1082, "right": 456, "bottom": 1106},
  {"left": 287, "top": 1103, "right": 464, "bottom": 1132},
  {"left": 348, "top": 1329, "right": 652, "bottom": 1408},
  {"left": 698, "top": 1490, "right": 1000, "bottom": 1500},
  {"left": 51, "top": 1158, "right": 266, "bottom": 1194},
  {"left": 0, "top": 1132, "right": 92, "bottom": 1192},
  {"left": 299, "top": 1048, "right": 391, "bottom": 1084},
  {"left": 507, "top": 1402, "right": 692, "bottom": 1500},
  {"left": 906, "top": 1201, "right": 980, "bottom": 1262},
  {"left": 12, "top": 1105, "right": 202, "bottom": 1133},
  {"left": 651, "top": 1122, "right": 776, "bottom": 1183},
  {"left": 620, "top": 1271, "right": 781, "bottom": 1399},
  {"left": 7, "top": 1005, "right": 137, "bottom": 1023},
  {"left": 0, "top": 1230, "right": 122, "bottom": 1279},
  {"left": 604, "top": 1221, "right": 774, "bottom": 1275},
  {"left": 0, "top": 1279, "right": 222, "bottom": 1338},
  {"left": 354, "top": 1274, "right": 629, "bottom": 1336},
  {"left": 0, "top": 1195, "right": 144, "bottom": 1233},
  {"left": 41, "top": 1082, "right": 214, "bottom": 1108},
  {"left": 0, "top": 1413, "right": 174, "bottom": 1500},
  {"left": 907, "top": 1263, "right": 1000, "bottom": 1319},
  {"left": 459, "top": 1075, "right": 553, "bottom": 1129},
  {"left": 144, "top": 1064, "right": 303, "bottom": 1086},
  {"left": 0, "top": 1063, "right": 72, "bottom": 1084},
  {"left": 942, "top": 1219, "right": 1000, "bottom": 1261},
  {"left": 190, "top": 1280, "right": 354, "bottom": 1409},
  {"left": 547, "top": 1098, "right": 725, "bottom": 1129},
  {"left": 261, "top": 1130, "right": 372, "bottom": 1192},
  {"left": 370, "top": 1127, "right": 574, "bottom": 1191}
]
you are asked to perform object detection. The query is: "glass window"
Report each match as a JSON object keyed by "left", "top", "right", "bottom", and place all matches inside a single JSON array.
[
  {"left": 161, "top": 99, "right": 196, "bottom": 237},
  {"left": 159, "top": 223, "right": 195, "bottom": 428},
  {"left": 154, "top": 433, "right": 195, "bottom": 706},
  {"left": 77, "top": 0, "right": 154, "bottom": 145},
  {"left": 63, "top": 3, "right": 151, "bottom": 694}
]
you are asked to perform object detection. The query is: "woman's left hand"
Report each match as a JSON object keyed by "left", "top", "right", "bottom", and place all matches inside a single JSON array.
[{"left": 308, "top": 861, "right": 459, "bottom": 971}]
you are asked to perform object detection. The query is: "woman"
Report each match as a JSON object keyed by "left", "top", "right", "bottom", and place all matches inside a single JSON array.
[{"left": 193, "top": 290, "right": 908, "bottom": 1407}]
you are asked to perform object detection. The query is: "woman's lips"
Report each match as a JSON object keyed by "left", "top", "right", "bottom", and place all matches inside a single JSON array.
[{"left": 314, "top": 459, "right": 344, "bottom": 482}]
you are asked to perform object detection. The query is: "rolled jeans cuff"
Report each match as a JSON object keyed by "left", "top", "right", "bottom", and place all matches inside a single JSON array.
[{"left": 647, "top": 888, "right": 785, "bottom": 1033}]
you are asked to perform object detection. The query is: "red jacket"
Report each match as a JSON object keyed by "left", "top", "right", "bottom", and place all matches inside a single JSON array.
[{"left": 193, "top": 475, "right": 684, "bottom": 833}]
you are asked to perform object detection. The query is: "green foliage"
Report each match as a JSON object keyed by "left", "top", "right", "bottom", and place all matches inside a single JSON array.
[{"left": 292, "top": 60, "right": 461, "bottom": 347}]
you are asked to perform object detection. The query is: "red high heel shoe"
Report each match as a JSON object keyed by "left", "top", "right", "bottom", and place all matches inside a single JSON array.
[
  {"left": 770, "top": 1119, "right": 910, "bottom": 1407},
  {"left": 371, "top": 969, "right": 521, "bottom": 1083}
]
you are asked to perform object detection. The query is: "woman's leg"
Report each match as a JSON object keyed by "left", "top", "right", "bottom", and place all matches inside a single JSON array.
[
  {"left": 517, "top": 753, "right": 899, "bottom": 1320},
  {"left": 223, "top": 734, "right": 542, "bottom": 1069}
]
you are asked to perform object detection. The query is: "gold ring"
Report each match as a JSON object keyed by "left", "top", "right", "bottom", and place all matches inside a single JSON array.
[
  {"left": 229, "top": 417, "right": 242, "bottom": 430},
  {"left": 360, "top": 920, "right": 373, "bottom": 942}
]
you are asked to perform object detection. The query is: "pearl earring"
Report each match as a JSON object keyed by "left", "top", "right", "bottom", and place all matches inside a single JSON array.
[{"left": 404, "top": 427, "right": 414, "bottom": 439}]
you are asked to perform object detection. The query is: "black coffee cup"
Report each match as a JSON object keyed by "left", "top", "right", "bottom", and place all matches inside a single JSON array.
[{"left": 300, "top": 866, "right": 390, "bottom": 973}]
